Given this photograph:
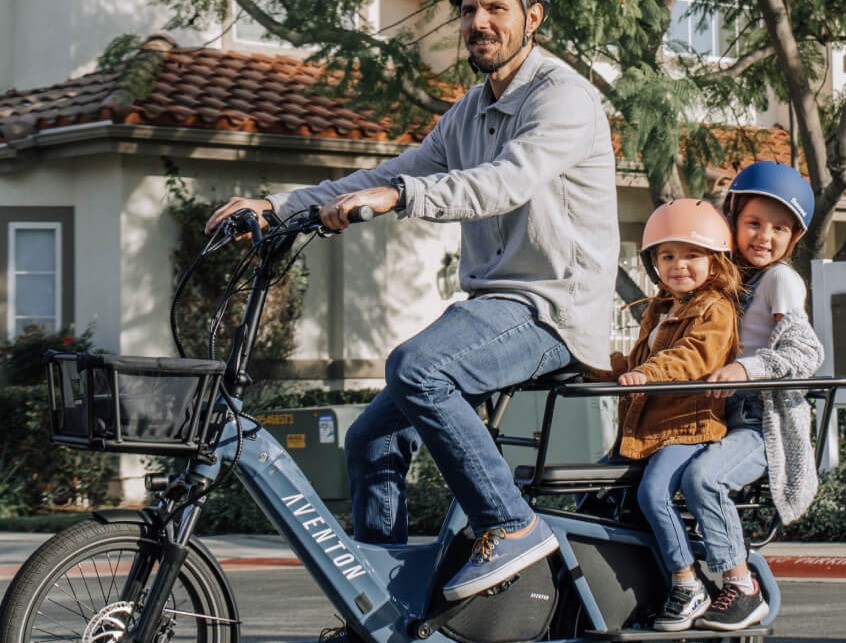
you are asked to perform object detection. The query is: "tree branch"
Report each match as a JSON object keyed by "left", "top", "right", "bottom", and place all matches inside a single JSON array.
[
  {"left": 708, "top": 46, "right": 775, "bottom": 79},
  {"left": 536, "top": 37, "right": 617, "bottom": 102},
  {"left": 757, "top": 0, "right": 832, "bottom": 263},
  {"left": 236, "top": 0, "right": 453, "bottom": 115}
]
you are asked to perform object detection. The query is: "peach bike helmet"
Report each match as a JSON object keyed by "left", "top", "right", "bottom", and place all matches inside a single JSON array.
[
  {"left": 640, "top": 199, "right": 732, "bottom": 284},
  {"left": 724, "top": 161, "right": 814, "bottom": 239}
]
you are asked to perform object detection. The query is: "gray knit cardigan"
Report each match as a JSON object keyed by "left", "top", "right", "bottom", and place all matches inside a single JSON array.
[{"left": 736, "top": 308, "right": 825, "bottom": 524}]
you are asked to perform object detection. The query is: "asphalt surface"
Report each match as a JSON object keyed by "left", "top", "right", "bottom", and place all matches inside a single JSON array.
[{"left": 1, "top": 532, "right": 844, "bottom": 581}]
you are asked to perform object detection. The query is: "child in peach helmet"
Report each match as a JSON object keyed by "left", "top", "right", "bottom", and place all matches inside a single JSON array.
[{"left": 597, "top": 199, "right": 742, "bottom": 632}]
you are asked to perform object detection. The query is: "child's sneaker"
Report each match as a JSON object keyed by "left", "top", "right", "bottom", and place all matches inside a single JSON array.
[
  {"left": 695, "top": 580, "right": 769, "bottom": 631},
  {"left": 653, "top": 581, "right": 711, "bottom": 632}
]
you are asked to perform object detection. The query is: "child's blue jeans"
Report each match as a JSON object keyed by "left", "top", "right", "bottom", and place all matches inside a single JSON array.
[{"left": 681, "top": 393, "right": 767, "bottom": 573}]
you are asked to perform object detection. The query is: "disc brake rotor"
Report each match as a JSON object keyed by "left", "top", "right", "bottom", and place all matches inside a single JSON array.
[{"left": 82, "top": 601, "right": 135, "bottom": 643}]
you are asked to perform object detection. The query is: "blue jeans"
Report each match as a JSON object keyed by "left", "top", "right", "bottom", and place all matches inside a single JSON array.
[
  {"left": 681, "top": 393, "right": 767, "bottom": 573},
  {"left": 345, "top": 298, "right": 573, "bottom": 544},
  {"left": 637, "top": 443, "right": 708, "bottom": 573}
]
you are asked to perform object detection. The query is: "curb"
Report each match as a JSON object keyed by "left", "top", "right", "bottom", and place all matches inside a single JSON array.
[
  {"left": 764, "top": 555, "right": 846, "bottom": 580},
  {"left": 218, "top": 557, "right": 301, "bottom": 569}
]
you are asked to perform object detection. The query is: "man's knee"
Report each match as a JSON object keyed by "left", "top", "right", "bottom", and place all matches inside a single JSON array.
[{"left": 385, "top": 342, "right": 437, "bottom": 395}]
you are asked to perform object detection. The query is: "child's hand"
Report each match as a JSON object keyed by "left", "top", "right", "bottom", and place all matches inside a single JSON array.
[
  {"left": 705, "top": 362, "right": 748, "bottom": 398},
  {"left": 618, "top": 371, "right": 648, "bottom": 398}
]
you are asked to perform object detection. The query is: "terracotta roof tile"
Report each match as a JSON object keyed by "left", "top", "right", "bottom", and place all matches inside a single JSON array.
[{"left": 0, "top": 34, "right": 812, "bottom": 174}]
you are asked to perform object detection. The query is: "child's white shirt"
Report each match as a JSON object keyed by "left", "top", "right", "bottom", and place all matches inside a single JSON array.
[{"left": 739, "top": 262, "right": 806, "bottom": 357}]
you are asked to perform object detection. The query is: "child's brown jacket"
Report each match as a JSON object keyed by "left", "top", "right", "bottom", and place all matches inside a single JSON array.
[{"left": 595, "top": 289, "right": 739, "bottom": 459}]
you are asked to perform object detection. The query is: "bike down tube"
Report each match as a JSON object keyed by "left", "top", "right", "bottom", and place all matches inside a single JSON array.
[{"left": 190, "top": 414, "right": 466, "bottom": 643}]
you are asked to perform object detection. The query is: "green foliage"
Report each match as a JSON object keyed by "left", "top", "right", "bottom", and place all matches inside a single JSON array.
[
  {"left": 779, "top": 408, "right": 846, "bottom": 541},
  {"left": 0, "top": 325, "right": 116, "bottom": 518},
  {"left": 97, "top": 33, "right": 166, "bottom": 100},
  {"left": 251, "top": 387, "right": 380, "bottom": 409},
  {"left": 1, "top": 323, "right": 94, "bottom": 386},
  {"left": 164, "top": 159, "right": 307, "bottom": 361},
  {"left": 0, "top": 384, "right": 117, "bottom": 516},
  {"left": 406, "top": 445, "right": 454, "bottom": 535}
]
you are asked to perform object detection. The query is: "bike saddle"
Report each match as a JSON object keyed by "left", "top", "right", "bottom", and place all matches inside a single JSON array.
[
  {"left": 514, "top": 461, "right": 644, "bottom": 487},
  {"left": 524, "top": 364, "right": 586, "bottom": 389}
]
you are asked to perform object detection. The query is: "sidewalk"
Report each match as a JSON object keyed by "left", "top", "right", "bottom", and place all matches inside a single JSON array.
[{"left": 1, "top": 532, "right": 844, "bottom": 580}]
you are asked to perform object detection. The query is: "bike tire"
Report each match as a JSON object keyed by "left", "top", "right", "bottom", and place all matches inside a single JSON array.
[{"left": 0, "top": 519, "right": 240, "bottom": 643}]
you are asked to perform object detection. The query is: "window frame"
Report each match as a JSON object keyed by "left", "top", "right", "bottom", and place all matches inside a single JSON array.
[
  {"left": 0, "top": 207, "right": 74, "bottom": 341},
  {"left": 7, "top": 222, "right": 62, "bottom": 339},
  {"left": 667, "top": 0, "right": 739, "bottom": 61}
]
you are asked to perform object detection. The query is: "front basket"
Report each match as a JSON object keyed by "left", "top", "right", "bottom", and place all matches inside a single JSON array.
[{"left": 44, "top": 351, "right": 226, "bottom": 457}]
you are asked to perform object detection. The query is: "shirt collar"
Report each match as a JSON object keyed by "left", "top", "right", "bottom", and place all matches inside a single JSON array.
[{"left": 478, "top": 47, "right": 544, "bottom": 116}]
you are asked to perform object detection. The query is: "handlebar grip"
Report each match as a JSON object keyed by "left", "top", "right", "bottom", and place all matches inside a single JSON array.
[
  {"left": 348, "top": 205, "right": 375, "bottom": 223},
  {"left": 307, "top": 204, "right": 378, "bottom": 226}
]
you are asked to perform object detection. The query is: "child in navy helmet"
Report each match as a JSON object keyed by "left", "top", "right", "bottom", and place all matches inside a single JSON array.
[{"left": 680, "top": 161, "right": 825, "bottom": 631}]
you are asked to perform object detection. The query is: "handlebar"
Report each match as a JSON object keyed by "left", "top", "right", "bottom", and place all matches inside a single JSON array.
[
  {"left": 308, "top": 204, "right": 376, "bottom": 224},
  {"left": 217, "top": 204, "right": 378, "bottom": 247}
]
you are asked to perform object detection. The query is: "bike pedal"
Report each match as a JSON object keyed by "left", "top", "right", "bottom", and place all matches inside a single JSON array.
[{"left": 483, "top": 573, "right": 520, "bottom": 596}]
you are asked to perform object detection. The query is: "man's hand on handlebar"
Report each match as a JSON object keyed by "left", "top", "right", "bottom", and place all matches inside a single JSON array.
[
  {"left": 705, "top": 362, "right": 748, "bottom": 398},
  {"left": 320, "top": 186, "right": 399, "bottom": 231},
  {"left": 205, "top": 197, "right": 273, "bottom": 236}
]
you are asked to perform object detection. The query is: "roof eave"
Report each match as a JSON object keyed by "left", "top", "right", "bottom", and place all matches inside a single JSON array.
[{"left": 0, "top": 121, "right": 416, "bottom": 173}]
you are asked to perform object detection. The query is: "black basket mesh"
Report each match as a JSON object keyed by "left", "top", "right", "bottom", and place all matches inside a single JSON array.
[{"left": 45, "top": 351, "right": 226, "bottom": 456}]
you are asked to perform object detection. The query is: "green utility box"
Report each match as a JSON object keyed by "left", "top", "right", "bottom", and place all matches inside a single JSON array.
[
  {"left": 498, "top": 392, "right": 618, "bottom": 469},
  {"left": 255, "top": 405, "right": 366, "bottom": 500}
]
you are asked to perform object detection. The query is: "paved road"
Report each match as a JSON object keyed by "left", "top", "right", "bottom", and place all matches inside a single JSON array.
[{"left": 2, "top": 533, "right": 845, "bottom": 641}]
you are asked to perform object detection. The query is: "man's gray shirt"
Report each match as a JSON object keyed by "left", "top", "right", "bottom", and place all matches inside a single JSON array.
[{"left": 268, "top": 48, "right": 619, "bottom": 370}]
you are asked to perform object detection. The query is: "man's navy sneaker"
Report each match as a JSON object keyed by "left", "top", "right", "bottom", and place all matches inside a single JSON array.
[{"left": 442, "top": 516, "right": 559, "bottom": 601}]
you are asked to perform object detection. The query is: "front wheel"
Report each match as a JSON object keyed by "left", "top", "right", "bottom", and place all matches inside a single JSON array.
[{"left": 0, "top": 520, "right": 239, "bottom": 643}]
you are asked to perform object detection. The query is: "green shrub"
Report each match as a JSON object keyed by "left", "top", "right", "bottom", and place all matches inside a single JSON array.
[
  {"left": 1, "top": 323, "right": 93, "bottom": 385},
  {"left": 779, "top": 408, "right": 846, "bottom": 541},
  {"left": 0, "top": 384, "right": 117, "bottom": 516},
  {"left": 406, "top": 446, "right": 454, "bottom": 535},
  {"left": 164, "top": 159, "right": 307, "bottom": 362},
  {"left": 0, "top": 325, "right": 115, "bottom": 518}
]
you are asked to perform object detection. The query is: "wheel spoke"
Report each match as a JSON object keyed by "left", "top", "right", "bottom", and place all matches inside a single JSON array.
[{"left": 2, "top": 522, "right": 236, "bottom": 642}]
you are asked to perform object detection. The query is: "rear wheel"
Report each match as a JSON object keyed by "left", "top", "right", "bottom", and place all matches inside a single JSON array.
[{"left": 0, "top": 520, "right": 239, "bottom": 642}]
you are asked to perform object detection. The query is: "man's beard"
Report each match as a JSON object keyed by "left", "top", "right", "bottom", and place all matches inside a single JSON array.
[{"left": 467, "top": 32, "right": 526, "bottom": 73}]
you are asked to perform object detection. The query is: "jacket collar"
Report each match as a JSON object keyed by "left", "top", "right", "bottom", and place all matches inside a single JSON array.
[{"left": 644, "top": 289, "right": 731, "bottom": 324}]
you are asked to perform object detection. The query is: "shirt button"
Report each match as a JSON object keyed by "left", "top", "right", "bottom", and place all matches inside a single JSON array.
[
  {"left": 488, "top": 127, "right": 495, "bottom": 134},
  {"left": 496, "top": 249, "right": 502, "bottom": 255}
]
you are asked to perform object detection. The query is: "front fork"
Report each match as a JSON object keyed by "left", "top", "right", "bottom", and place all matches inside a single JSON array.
[{"left": 124, "top": 473, "right": 213, "bottom": 643}]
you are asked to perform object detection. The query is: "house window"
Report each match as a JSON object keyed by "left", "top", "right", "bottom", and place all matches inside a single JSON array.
[
  {"left": 232, "top": 0, "right": 276, "bottom": 44},
  {"left": 230, "top": 0, "right": 359, "bottom": 45},
  {"left": 668, "top": 0, "right": 738, "bottom": 59},
  {"left": 8, "top": 223, "right": 61, "bottom": 338},
  {"left": 0, "top": 207, "right": 73, "bottom": 340}
]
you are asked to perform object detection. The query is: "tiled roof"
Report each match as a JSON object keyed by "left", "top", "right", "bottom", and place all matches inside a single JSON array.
[
  {"left": 0, "top": 34, "right": 427, "bottom": 146},
  {"left": 0, "top": 33, "right": 804, "bottom": 180},
  {"left": 609, "top": 118, "right": 803, "bottom": 185}
]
